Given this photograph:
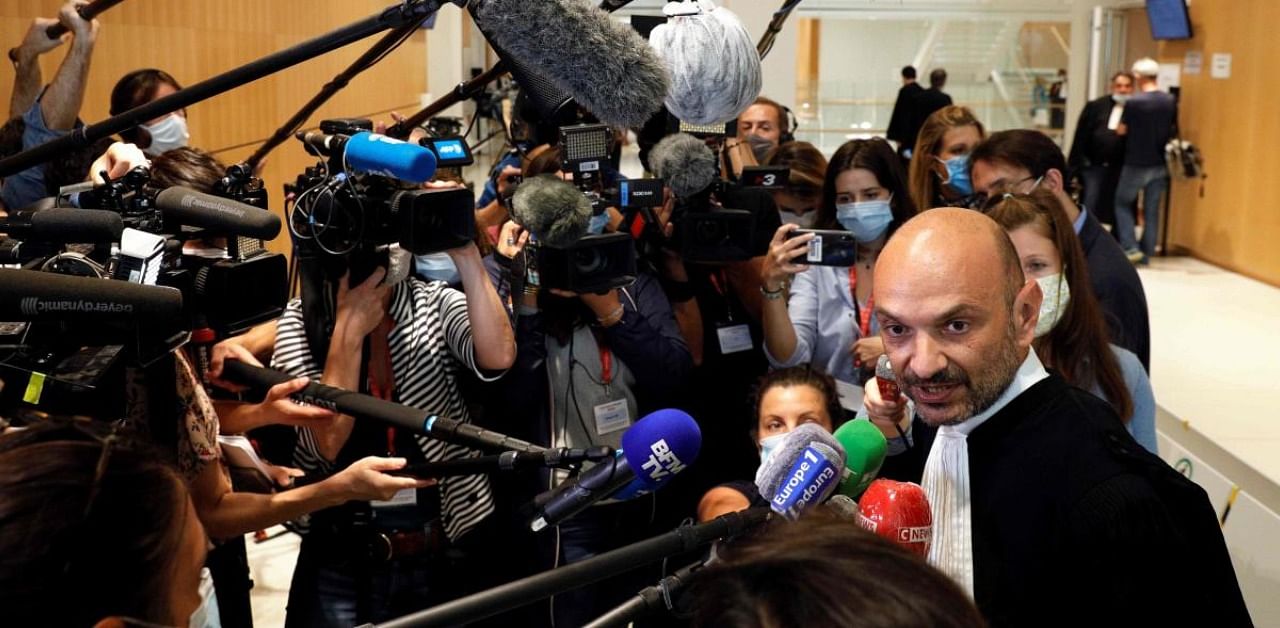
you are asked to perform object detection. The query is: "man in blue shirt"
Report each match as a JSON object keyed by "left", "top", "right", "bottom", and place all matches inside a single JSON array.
[
  {"left": 1114, "top": 58, "right": 1177, "bottom": 263},
  {"left": 2, "top": 2, "right": 99, "bottom": 211}
]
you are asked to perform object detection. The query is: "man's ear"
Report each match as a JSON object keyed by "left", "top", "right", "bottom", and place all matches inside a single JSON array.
[
  {"left": 1013, "top": 278, "right": 1042, "bottom": 348},
  {"left": 1044, "top": 168, "right": 1066, "bottom": 194}
]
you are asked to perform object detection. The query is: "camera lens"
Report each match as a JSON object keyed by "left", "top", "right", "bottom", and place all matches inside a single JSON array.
[
  {"left": 573, "top": 248, "right": 607, "bottom": 275},
  {"left": 694, "top": 218, "right": 725, "bottom": 243}
]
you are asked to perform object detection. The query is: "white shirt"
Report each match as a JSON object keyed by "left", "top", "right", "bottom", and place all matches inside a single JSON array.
[{"left": 1107, "top": 102, "right": 1125, "bottom": 130}]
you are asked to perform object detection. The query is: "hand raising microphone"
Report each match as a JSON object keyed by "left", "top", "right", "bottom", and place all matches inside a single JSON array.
[
  {"left": 866, "top": 354, "right": 911, "bottom": 443},
  {"left": 856, "top": 479, "right": 933, "bottom": 558}
]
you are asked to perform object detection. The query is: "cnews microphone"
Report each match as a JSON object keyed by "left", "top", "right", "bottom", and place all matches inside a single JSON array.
[
  {"left": 754, "top": 423, "right": 846, "bottom": 521},
  {"left": 0, "top": 208, "right": 123, "bottom": 243},
  {"left": 0, "top": 268, "right": 183, "bottom": 321},
  {"left": 298, "top": 130, "right": 437, "bottom": 183},
  {"left": 856, "top": 479, "right": 933, "bottom": 558},
  {"left": 833, "top": 419, "right": 888, "bottom": 499},
  {"left": 529, "top": 409, "right": 701, "bottom": 532},
  {"left": 154, "top": 187, "right": 281, "bottom": 239}
]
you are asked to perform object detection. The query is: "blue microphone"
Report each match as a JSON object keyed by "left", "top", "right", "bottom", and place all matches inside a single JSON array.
[
  {"left": 300, "top": 130, "right": 437, "bottom": 183},
  {"left": 529, "top": 409, "right": 701, "bottom": 531}
]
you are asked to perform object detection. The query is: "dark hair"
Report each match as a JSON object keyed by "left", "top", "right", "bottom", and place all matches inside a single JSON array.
[
  {"left": 750, "top": 96, "right": 789, "bottom": 132},
  {"left": 110, "top": 69, "right": 184, "bottom": 148},
  {"left": 969, "top": 129, "right": 1070, "bottom": 191},
  {"left": 149, "top": 146, "right": 226, "bottom": 192},
  {"left": 986, "top": 189, "right": 1134, "bottom": 421},
  {"left": 1110, "top": 71, "right": 1135, "bottom": 85},
  {"left": 908, "top": 105, "right": 985, "bottom": 210},
  {"left": 752, "top": 366, "right": 845, "bottom": 436},
  {"left": 901, "top": 65, "right": 917, "bottom": 80},
  {"left": 44, "top": 136, "right": 116, "bottom": 198},
  {"left": 929, "top": 68, "right": 948, "bottom": 88},
  {"left": 684, "top": 513, "right": 986, "bottom": 628},
  {"left": 0, "top": 419, "right": 190, "bottom": 625},
  {"left": 0, "top": 116, "right": 24, "bottom": 159},
  {"left": 763, "top": 141, "right": 827, "bottom": 200},
  {"left": 522, "top": 144, "right": 564, "bottom": 177},
  {"left": 815, "top": 138, "right": 917, "bottom": 232}
]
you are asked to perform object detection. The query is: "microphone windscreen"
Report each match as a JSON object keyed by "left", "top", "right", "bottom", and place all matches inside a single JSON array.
[
  {"left": 0, "top": 268, "right": 182, "bottom": 321},
  {"left": 620, "top": 408, "right": 701, "bottom": 491},
  {"left": 154, "top": 188, "right": 281, "bottom": 239},
  {"left": 343, "top": 132, "right": 438, "bottom": 183},
  {"left": 648, "top": 133, "right": 716, "bottom": 198},
  {"left": 833, "top": 419, "right": 888, "bottom": 498},
  {"left": 29, "top": 208, "right": 124, "bottom": 243},
  {"left": 650, "top": 6, "right": 762, "bottom": 125},
  {"left": 510, "top": 175, "right": 591, "bottom": 248},
  {"left": 754, "top": 423, "right": 845, "bottom": 498},
  {"left": 766, "top": 441, "right": 844, "bottom": 520},
  {"left": 825, "top": 494, "right": 861, "bottom": 521},
  {"left": 856, "top": 479, "right": 933, "bottom": 558},
  {"left": 469, "top": 0, "right": 670, "bottom": 128}
]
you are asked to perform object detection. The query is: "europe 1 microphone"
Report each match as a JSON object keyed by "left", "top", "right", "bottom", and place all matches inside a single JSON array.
[
  {"left": 754, "top": 423, "right": 847, "bottom": 521},
  {"left": 527, "top": 408, "right": 701, "bottom": 532}
]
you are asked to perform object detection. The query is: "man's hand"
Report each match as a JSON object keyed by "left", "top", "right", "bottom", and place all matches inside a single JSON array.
[
  {"left": 254, "top": 376, "right": 339, "bottom": 427},
  {"left": 863, "top": 375, "right": 908, "bottom": 439},
  {"left": 208, "top": 340, "right": 263, "bottom": 392},
  {"left": 88, "top": 142, "right": 149, "bottom": 184},
  {"left": 331, "top": 457, "right": 435, "bottom": 503},
  {"left": 496, "top": 165, "right": 522, "bottom": 199},
  {"left": 59, "top": 1, "right": 98, "bottom": 45},
  {"left": 334, "top": 268, "right": 391, "bottom": 349},
  {"left": 16, "top": 18, "right": 64, "bottom": 62}
]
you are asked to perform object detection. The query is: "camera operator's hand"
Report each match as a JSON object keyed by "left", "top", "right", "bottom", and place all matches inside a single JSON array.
[
  {"left": 496, "top": 221, "right": 529, "bottom": 259},
  {"left": 208, "top": 341, "right": 262, "bottom": 392},
  {"left": 330, "top": 456, "right": 435, "bottom": 503},
  {"left": 852, "top": 336, "right": 886, "bottom": 371},
  {"left": 334, "top": 268, "right": 391, "bottom": 349},
  {"left": 762, "top": 224, "right": 813, "bottom": 291},
  {"left": 58, "top": 0, "right": 98, "bottom": 45},
  {"left": 863, "top": 374, "right": 909, "bottom": 441},
  {"left": 16, "top": 18, "right": 64, "bottom": 61},
  {"left": 255, "top": 376, "right": 339, "bottom": 427},
  {"left": 88, "top": 142, "right": 149, "bottom": 184},
  {"left": 496, "top": 165, "right": 522, "bottom": 199},
  {"left": 550, "top": 288, "right": 625, "bottom": 328}
]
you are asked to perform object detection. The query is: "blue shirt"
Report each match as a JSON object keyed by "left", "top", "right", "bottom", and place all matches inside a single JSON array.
[
  {"left": 1, "top": 100, "right": 77, "bottom": 210},
  {"left": 1092, "top": 344, "right": 1157, "bottom": 454},
  {"left": 477, "top": 152, "right": 522, "bottom": 208},
  {"left": 1073, "top": 206, "right": 1088, "bottom": 235},
  {"left": 765, "top": 265, "right": 877, "bottom": 388}
]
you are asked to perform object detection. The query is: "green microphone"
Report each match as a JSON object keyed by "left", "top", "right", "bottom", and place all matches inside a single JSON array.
[{"left": 833, "top": 419, "right": 888, "bottom": 498}]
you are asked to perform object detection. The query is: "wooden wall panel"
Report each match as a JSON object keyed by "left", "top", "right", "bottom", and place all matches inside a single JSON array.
[
  {"left": 1, "top": 1, "right": 431, "bottom": 254},
  {"left": 1150, "top": 1, "right": 1280, "bottom": 287}
]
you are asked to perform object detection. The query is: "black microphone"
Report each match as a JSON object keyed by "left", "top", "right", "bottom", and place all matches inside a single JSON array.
[
  {"left": 466, "top": 0, "right": 670, "bottom": 128},
  {"left": 219, "top": 360, "right": 547, "bottom": 454},
  {"left": 0, "top": 208, "right": 124, "bottom": 243},
  {"left": 582, "top": 558, "right": 706, "bottom": 628},
  {"left": 0, "top": 268, "right": 183, "bottom": 321},
  {"left": 392, "top": 447, "right": 615, "bottom": 478},
  {"left": 154, "top": 187, "right": 281, "bottom": 239},
  {"left": 0, "top": 239, "right": 59, "bottom": 263}
]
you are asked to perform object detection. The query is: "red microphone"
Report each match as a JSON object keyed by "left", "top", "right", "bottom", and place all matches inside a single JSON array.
[
  {"left": 855, "top": 479, "right": 932, "bottom": 558},
  {"left": 875, "top": 354, "right": 900, "bottom": 401}
]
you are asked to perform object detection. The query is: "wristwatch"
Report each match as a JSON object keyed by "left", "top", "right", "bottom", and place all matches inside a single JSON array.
[{"left": 760, "top": 282, "right": 786, "bottom": 300}]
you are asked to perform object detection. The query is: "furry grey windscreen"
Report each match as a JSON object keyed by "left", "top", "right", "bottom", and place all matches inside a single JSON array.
[
  {"left": 510, "top": 175, "right": 592, "bottom": 248},
  {"left": 471, "top": 0, "right": 670, "bottom": 128},
  {"left": 754, "top": 423, "right": 846, "bottom": 499},
  {"left": 650, "top": 6, "right": 762, "bottom": 125},
  {"left": 648, "top": 133, "right": 717, "bottom": 198},
  {"left": 825, "top": 494, "right": 861, "bottom": 521}
]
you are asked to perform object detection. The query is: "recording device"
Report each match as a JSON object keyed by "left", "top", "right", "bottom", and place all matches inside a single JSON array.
[
  {"left": 391, "top": 446, "right": 615, "bottom": 479},
  {"left": 298, "top": 128, "right": 438, "bottom": 184},
  {"left": 511, "top": 175, "right": 637, "bottom": 294},
  {"left": 740, "top": 165, "right": 789, "bottom": 190},
  {"left": 612, "top": 178, "right": 665, "bottom": 209},
  {"left": 559, "top": 123, "right": 612, "bottom": 189},
  {"left": 667, "top": 115, "right": 735, "bottom": 140},
  {"left": 528, "top": 408, "right": 701, "bottom": 531},
  {"left": 418, "top": 136, "right": 474, "bottom": 168},
  {"left": 856, "top": 479, "right": 933, "bottom": 558},
  {"left": 876, "top": 354, "right": 901, "bottom": 401},
  {"left": 0, "top": 208, "right": 124, "bottom": 244},
  {"left": 832, "top": 419, "right": 887, "bottom": 499},
  {"left": 790, "top": 229, "right": 857, "bottom": 267},
  {"left": 754, "top": 423, "right": 847, "bottom": 521}
]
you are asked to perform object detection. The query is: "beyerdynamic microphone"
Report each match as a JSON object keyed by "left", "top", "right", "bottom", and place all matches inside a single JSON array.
[
  {"left": 154, "top": 187, "right": 281, "bottom": 239},
  {"left": 528, "top": 408, "right": 701, "bottom": 531},
  {"left": 856, "top": 479, "right": 933, "bottom": 558},
  {"left": 833, "top": 419, "right": 888, "bottom": 499},
  {"left": 298, "top": 130, "right": 437, "bottom": 183},
  {"left": 466, "top": 0, "right": 670, "bottom": 128},
  {"left": 0, "top": 268, "right": 183, "bottom": 321},
  {"left": 509, "top": 175, "right": 592, "bottom": 248},
  {"left": 754, "top": 423, "right": 847, "bottom": 521},
  {"left": 648, "top": 133, "right": 717, "bottom": 199},
  {"left": 0, "top": 208, "right": 124, "bottom": 243}
]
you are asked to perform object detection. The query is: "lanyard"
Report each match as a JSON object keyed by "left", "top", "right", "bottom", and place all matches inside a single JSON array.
[
  {"left": 849, "top": 265, "right": 874, "bottom": 338},
  {"left": 707, "top": 269, "right": 735, "bottom": 323},
  {"left": 369, "top": 333, "right": 396, "bottom": 455}
]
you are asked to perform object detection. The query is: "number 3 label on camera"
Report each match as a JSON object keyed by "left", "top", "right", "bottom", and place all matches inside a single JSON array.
[{"left": 806, "top": 235, "right": 824, "bottom": 263}]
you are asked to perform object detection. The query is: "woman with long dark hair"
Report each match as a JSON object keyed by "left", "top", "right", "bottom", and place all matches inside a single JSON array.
[
  {"left": 760, "top": 138, "right": 917, "bottom": 397},
  {"left": 986, "top": 189, "right": 1155, "bottom": 451}
]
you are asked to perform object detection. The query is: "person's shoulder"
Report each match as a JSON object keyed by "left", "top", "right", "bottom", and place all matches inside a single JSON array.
[
  {"left": 1082, "top": 224, "right": 1143, "bottom": 289},
  {"left": 1108, "top": 344, "right": 1144, "bottom": 373}
]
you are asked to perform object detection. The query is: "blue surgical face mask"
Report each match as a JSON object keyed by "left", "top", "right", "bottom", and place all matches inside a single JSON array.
[
  {"left": 758, "top": 432, "right": 787, "bottom": 466},
  {"left": 415, "top": 251, "right": 460, "bottom": 285},
  {"left": 587, "top": 211, "right": 610, "bottom": 235},
  {"left": 938, "top": 154, "right": 973, "bottom": 196},
  {"left": 836, "top": 196, "right": 894, "bottom": 243}
]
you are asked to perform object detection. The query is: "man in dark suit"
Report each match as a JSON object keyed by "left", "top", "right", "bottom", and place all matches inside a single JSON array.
[
  {"left": 903, "top": 68, "right": 953, "bottom": 152},
  {"left": 863, "top": 208, "right": 1249, "bottom": 627},
  {"left": 1068, "top": 71, "right": 1134, "bottom": 226},
  {"left": 887, "top": 65, "right": 925, "bottom": 160},
  {"left": 970, "top": 129, "right": 1150, "bottom": 370}
]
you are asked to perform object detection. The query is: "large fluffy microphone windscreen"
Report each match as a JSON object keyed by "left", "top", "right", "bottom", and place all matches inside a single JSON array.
[
  {"left": 0, "top": 268, "right": 182, "bottom": 321},
  {"left": 648, "top": 133, "right": 716, "bottom": 198},
  {"left": 510, "top": 175, "right": 591, "bottom": 248},
  {"left": 649, "top": 3, "right": 762, "bottom": 125},
  {"left": 468, "top": 0, "right": 670, "bottom": 128},
  {"left": 155, "top": 188, "right": 281, "bottom": 240}
]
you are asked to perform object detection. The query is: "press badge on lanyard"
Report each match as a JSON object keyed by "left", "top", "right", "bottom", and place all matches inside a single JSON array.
[
  {"left": 592, "top": 342, "right": 632, "bottom": 435},
  {"left": 368, "top": 359, "right": 418, "bottom": 509},
  {"left": 710, "top": 270, "right": 753, "bottom": 354}
]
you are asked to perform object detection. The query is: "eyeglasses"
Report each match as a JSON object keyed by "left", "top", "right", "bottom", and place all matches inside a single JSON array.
[{"left": 968, "top": 175, "right": 1044, "bottom": 212}]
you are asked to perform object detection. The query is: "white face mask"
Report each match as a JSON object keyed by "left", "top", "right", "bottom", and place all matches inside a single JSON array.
[
  {"left": 758, "top": 431, "right": 787, "bottom": 467},
  {"left": 141, "top": 113, "right": 189, "bottom": 156},
  {"left": 188, "top": 567, "right": 221, "bottom": 628},
  {"left": 1034, "top": 271, "right": 1071, "bottom": 338},
  {"left": 1112, "top": 93, "right": 1132, "bottom": 104}
]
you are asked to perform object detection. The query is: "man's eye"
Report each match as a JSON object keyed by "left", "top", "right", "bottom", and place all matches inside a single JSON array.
[
  {"left": 945, "top": 320, "right": 970, "bottom": 334},
  {"left": 884, "top": 324, "right": 907, "bottom": 337}
]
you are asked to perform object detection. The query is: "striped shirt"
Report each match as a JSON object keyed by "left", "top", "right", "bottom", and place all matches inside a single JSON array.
[{"left": 272, "top": 278, "right": 497, "bottom": 541}]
